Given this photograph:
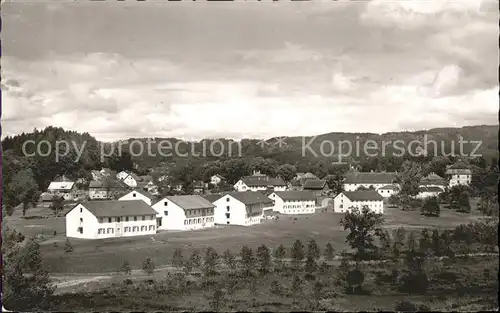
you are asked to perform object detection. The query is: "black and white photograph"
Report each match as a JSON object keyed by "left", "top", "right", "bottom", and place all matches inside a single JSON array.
[{"left": 1, "top": 0, "right": 498, "bottom": 311}]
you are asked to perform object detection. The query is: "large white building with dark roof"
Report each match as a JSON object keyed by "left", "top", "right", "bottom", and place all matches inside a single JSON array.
[
  {"left": 333, "top": 190, "right": 384, "bottom": 214},
  {"left": 66, "top": 200, "right": 158, "bottom": 239},
  {"left": 152, "top": 195, "right": 215, "bottom": 231},
  {"left": 234, "top": 174, "right": 287, "bottom": 192},
  {"left": 343, "top": 171, "right": 400, "bottom": 198},
  {"left": 268, "top": 191, "right": 317, "bottom": 214},
  {"left": 210, "top": 191, "right": 273, "bottom": 226},
  {"left": 445, "top": 160, "right": 472, "bottom": 187}
]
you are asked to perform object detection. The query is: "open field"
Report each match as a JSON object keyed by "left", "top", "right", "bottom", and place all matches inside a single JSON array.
[{"left": 5, "top": 202, "right": 484, "bottom": 274}]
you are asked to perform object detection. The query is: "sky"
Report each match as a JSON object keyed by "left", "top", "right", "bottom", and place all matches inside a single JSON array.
[{"left": 1, "top": 0, "right": 498, "bottom": 142}]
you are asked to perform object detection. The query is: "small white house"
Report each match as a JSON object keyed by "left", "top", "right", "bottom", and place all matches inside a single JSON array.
[
  {"left": 47, "top": 180, "right": 76, "bottom": 201},
  {"left": 445, "top": 161, "right": 472, "bottom": 188},
  {"left": 211, "top": 191, "right": 273, "bottom": 226},
  {"left": 234, "top": 175, "right": 287, "bottom": 192},
  {"left": 66, "top": 200, "right": 158, "bottom": 239},
  {"left": 376, "top": 184, "right": 400, "bottom": 198},
  {"left": 416, "top": 186, "right": 444, "bottom": 199},
  {"left": 119, "top": 189, "right": 155, "bottom": 206},
  {"left": 151, "top": 195, "right": 215, "bottom": 231},
  {"left": 116, "top": 171, "right": 140, "bottom": 188},
  {"left": 210, "top": 174, "right": 226, "bottom": 186},
  {"left": 333, "top": 190, "right": 385, "bottom": 214},
  {"left": 268, "top": 191, "right": 317, "bottom": 214}
]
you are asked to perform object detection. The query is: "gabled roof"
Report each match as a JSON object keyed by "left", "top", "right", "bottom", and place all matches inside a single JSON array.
[
  {"left": 418, "top": 186, "right": 444, "bottom": 193},
  {"left": 303, "top": 179, "right": 327, "bottom": 190},
  {"left": 203, "top": 194, "right": 224, "bottom": 203},
  {"left": 224, "top": 191, "right": 274, "bottom": 206},
  {"left": 343, "top": 172, "right": 398, "bottom": 184},
  {"left": 89, "top": 180, "right": 128, "bottom": 189},
  {"left": 166, "top": 195, "right": 215, "bottom": 209},
  {"left": 240, "top": 176, "right": 286, "bottom": 187},
  {"left": 125, "top": 188, "right": 155, "bottom": 200},
  {"left": 273, "top": 191, "right": 316, "bottom": 201},
  {"left": 447, "top": 160, "right": 470, "bottom": 169},
  {"left": 341, "top": 190, "right": 384, "bottom": 202},
  {"left": 76, "top": 200, "right": 157, "bottom": 217},
  {"left": 212, "top": 174, "right": 226, "bottom": 180},
  {"left": 48, "top": 181, "right": 75, "bottom": 191},
  {"left": 377, "top": 184, "right": 400, "bottom": 191},
  {"left": 445, "top": 162, "right": 472, "bottom": 175},
  {"left": 420, "top": 173, "right": 446, "bottom": 185}
]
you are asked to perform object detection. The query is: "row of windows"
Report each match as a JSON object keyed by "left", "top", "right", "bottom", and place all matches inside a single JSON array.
[
  {"left": 284, "top": 209, "right": 314, "bottom": 214},
  {"left": 97, "top": 225, "right": 156, "bottom": 234},
  {"left": 284, "top": 204, "right": 314, "bottom": 209},
  {"left": 98, "top": 216, "right": 154, "bottom": 223},
  {"left": 184, "top": 217, "right": 214, "bottom": 225}
]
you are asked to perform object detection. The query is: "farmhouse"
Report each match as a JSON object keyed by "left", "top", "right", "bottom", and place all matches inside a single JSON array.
[
  {"left": 419, "top": 172, "right": 447, "bottom": 191},
  {"left": 88, "top": 180, "right": 128, "bottom": 200},
  {"left": 66, "top": 200, "right": 157, "bottom": 239},
  {"left": 119, "top": 189, "right": 155, "bottom": 206},
  {"left": 116, "top": 171, "right": 141, "bottom": 188},
  {"left": 416, "top": 186, "right": 444, "bottom": 199},
  {"left": 343, "top": 171, "right": 399, "bottom": 191},
  {"left": 210, "top": 174, "right": 226, "bottom": 186},
  {"left": 234, "top": 175, "right": 287, "bottom": 192},
  {"left": 376, "top": 184, "right": 400, "bottom": 198},
  {"left": 445, "top": 160, "right": 472, "bottom": 188},
  {"left": 47, "top": 178, "right": 76, "bottom": 201},
  {"left": 333, "top": 190, "right": 384, "bottom": 214},
  {"left": 302, "top": 179, "right": 329, "bottom": 196},
  {"left": 212, "top": 191, "right": 273, "bottom": 226},
  {"left": 268, "top": 191, "right": 316, "bottom": 214},
  {"left": 152, "top": 195, "right": 215, "bottom": 231}
]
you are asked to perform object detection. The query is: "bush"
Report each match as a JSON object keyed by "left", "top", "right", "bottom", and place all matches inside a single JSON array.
[
  {"left": 395, "top": 300, "right": 430, "bottom": 312},
  {"left": 64, "top": 239, "right": 73, "bottom": 253}
]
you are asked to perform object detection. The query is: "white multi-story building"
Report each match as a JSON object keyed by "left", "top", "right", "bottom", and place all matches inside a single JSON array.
[
  {"left": 47, "top": 178, "right": 76, "bottom": 201},
  {"left": 343, "top": 171, "right": 399, "bottom": 192},
  {"left": 234, "top": 175, "right": 287, "bottom": 192},
  {"left": 151, "top": 195, "right": 215, "bottom": 231},
  {"left": 333, "top": 190, "right": 384, "bottom": 214},
  {"left": 445, "top": 161, "right": 472, "bottom": 188},
  {"left": 376, "top": 184, "right": 400, "bottom": 198},
  {"left": 268, "top": 191, "right": 317, "bottom": 214},
  {"left": 210, "top": 191, "right": 273, "bottom": 226},
  {"left": 66, "top": 200, "right": 157, "bottom": 239},
  {"left": 119, "top": 189, "right": 155, "bottom": 206},
  {"left": 210, "top": 174, "right": 226, "bottom": 186}
]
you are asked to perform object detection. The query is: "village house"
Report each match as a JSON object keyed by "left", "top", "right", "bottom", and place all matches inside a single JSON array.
[
  {"left": 288, "top": 179, "right": 303, "bottom": 191},
  {"left": 211, "top": 191, "right": 273, "bottom": 226},
  {"left": 234, "top": 171, "right": 287, "bottom": 192},
  {"left": 268, "top": 191, "right": 317, "bottom": 214},
  {"left": 47, "top": 177, "right": 76, "bottom": 201},
  {"left": 376, "top": 184, "right": 400, "bottom": 198},
  {"left": 302, "top": 179, "right": 329, "bottom": 197},
  {"left": 343, "top": 170, "right": 400, "bottom": 198},
  {"left": 119, "top": 189, "right": 155, "bottom": 206},
  {"left": 333, "top": 190, "right": 385, "bottom": 214},
  {"left": 151, "top": 195, "right": 215, "bottom": 231},
  {"left": 88, "top": 180, "right": 128, "bottom": 200},
  {"left": 39, "top": 192, "right": 61, "bottom": 208},
  {"left": 210, "top": 174, "right": 226, "bottom": 186},
  {"left": 193, "top": 181, "right": 206, "bottom": 194},
  {"left": 445, "top": 160, "right": 472, "bottom": 188},
  {"left": 419, "top": 172, "right": 447, "bottom": 191},
  {"left": 416, "top": 186, "right": 444, "bottom": 199},
  {"left": 91, "top": 168, "right": 115, "bottom": 181},
  {"left": 116, "top": 171, "right": 142, "bottom": 188},
  {"left": 65, "top": 200, "right": 157, "bottom": 239}
]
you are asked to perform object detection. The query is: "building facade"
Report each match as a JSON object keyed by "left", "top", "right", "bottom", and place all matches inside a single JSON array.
[
  {"left": 66, "top": 200, "right": 157, "bottom": 239},
  {"left": 445, "top": 161, "right": 472, "bottom": 188},
  {"left": 119, "top": 189, "right": 154, "bottom": 206},
  {"left": 268, "top": 191, "right": 316, "bottom": 214},
  {"left": 212, "top": 191, "right": 273, "bottom": 226},
  {"left": 234, "top": 175, "right": 287, "bottom": 192},
  {"left": 152, "top": 195, "right": 215, "bottom": 231},
  {"left": 333, "top": 190, "right": 384, "bottom": 214}
]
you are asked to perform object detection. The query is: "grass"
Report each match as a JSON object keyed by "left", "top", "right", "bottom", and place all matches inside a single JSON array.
[{"left": 5, "top": 203, "right": 484, "bottom": 274}]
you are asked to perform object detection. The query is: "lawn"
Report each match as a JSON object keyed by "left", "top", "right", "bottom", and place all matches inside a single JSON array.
[{"left": 5, "top": 203, "right": 484, "bottom": 274}]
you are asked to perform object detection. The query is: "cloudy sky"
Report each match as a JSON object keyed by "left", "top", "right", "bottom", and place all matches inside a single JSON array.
[{"left": 2, "top": 0, "right": 498, "bottom": 141}]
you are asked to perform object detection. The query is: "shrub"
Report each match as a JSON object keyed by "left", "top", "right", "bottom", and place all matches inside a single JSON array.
[{"left": 64, "top": 239, "right": 73, "bottom": 253}]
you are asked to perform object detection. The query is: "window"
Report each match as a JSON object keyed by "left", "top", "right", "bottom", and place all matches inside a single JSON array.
[
  {"left": 142, "top": 216, "right": 146, "bottom": 221},
  {"left": 133, "top": 193, "right": 136, "bottom": 197},
  {"left": 80, "top": 207, "right": 83, "bottom": 213},
  {"left": 126, "top": 217, "right": 129, "bottom": 222},
  {"left": 80, "top": 218, "right": 83, "bottom": 222},
  {"left": 141, "top": 226, "right": 146, "bottom": 231},
  {"left": 117, "top": 217, "right": 121, "bottom": 222},
  {"left": 164, "top": 201, "right": 168, "bottom": 206},
  {"left": 99, "top": 218, "right": 103, "bottom": 223},
  {"left": 227, "top": 221, "right": 230, "bottom": 224},
  {"left": 226, "top": 197, "right": 230, "bottom": 202},
  {"left": 184, "top": 220, "right": 187, "bottom": 225},
  {"left": 134, "top": 216, "right": 137, "bottom": 221},
  {"left": 226, "top": 207, "right": 230, "bottom": 212},
  {"left": 226, "top": 213, "right": 230, "bottom": 219},
  {"left": 78, "top": 227, "right": 83, "bottom": 234},
  {"left": 164, "top": 211, "right": 168, "bottom": 216},
  {"left": 108, "top": 217, "right": 112, "bottom": 223}
]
